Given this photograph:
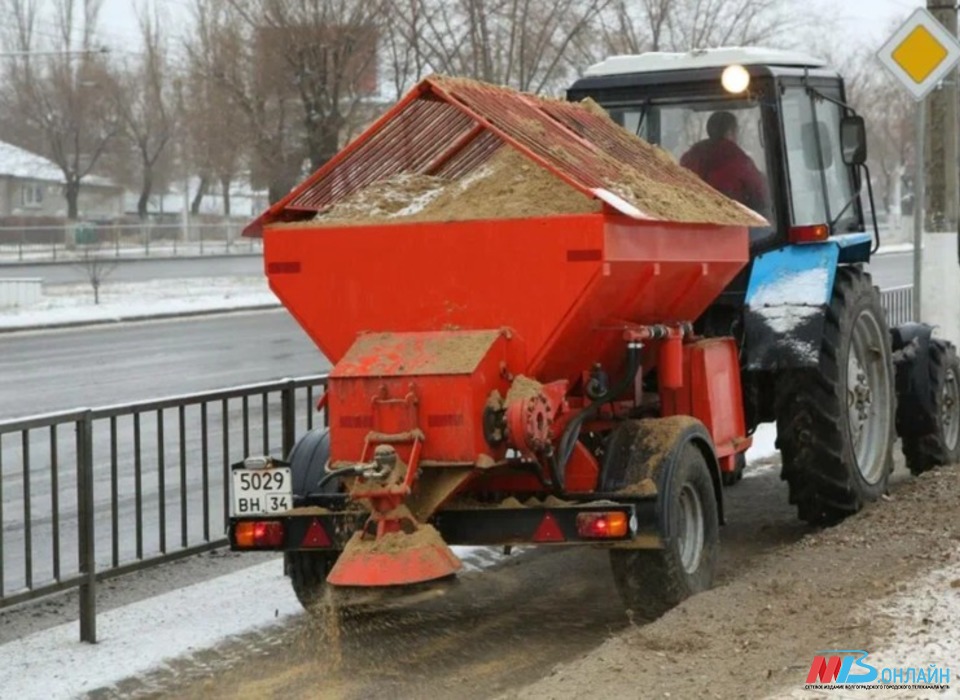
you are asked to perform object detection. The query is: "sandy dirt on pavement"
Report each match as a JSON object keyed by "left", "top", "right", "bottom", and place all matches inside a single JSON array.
[{"left": 99, "top": 462, "right": 960, "bottom": 700}]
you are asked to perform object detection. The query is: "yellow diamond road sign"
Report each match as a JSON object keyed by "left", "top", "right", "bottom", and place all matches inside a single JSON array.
[{"left": 878, "top": 7, "right": 960, "bottom": 101}]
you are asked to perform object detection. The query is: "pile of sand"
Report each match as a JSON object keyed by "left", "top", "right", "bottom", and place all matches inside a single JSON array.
[
  {"left": 316, "top": 173, "right": 447, "bottom": 223},
  {"left": 314, "top": 146, "right": 600, "bottom": 226},
  {"left": 307, "top": 76, "right": 764, "bottom": 228}
]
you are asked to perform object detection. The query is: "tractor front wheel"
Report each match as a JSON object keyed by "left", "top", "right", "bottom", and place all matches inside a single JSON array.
[
  {"left": 902, "top": 339, "right": 960, "bottom": 475},
  {"left": 722, "top": 452, "right": 746, "bottom": 486}
]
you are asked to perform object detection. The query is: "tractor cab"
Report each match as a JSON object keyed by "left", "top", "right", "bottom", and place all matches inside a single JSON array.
[{"left": 567, "top": 48, "right": 874, "bottom": 260}]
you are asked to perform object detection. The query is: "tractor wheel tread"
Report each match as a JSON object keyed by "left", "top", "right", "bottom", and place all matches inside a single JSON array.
[
  {"left": 775, "top": 268, "right": 894, "bottom": 525},
  {"left": 902, "top": 340, "right": 960, "bottom": 475}
]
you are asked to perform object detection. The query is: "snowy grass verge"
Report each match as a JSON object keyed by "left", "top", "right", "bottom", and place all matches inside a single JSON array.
[
  {"left": 0, "top": 277, "right": 278, "bottom": 330},
  {"left": 776, "top": 554, "right": 960, "bottom": 699}
]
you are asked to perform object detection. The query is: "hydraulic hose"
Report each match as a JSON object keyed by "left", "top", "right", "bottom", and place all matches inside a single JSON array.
[
  {"left": 303, "top": 464, "right": 367, "bottom": 500},
  {"left": 555, "top": 342, "right": 643, "bottom": 485}
]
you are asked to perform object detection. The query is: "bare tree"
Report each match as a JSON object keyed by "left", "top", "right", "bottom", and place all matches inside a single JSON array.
[
  {"left": 839, "top": 45, "right": 912, "bottom": 229},
  {"left": 601, "top": 0, "right": 803, "bottom": 55},
  {"left": 185, "top": 0, "right": 388, "bottom": 203},
  {"left": 74, "top": 242, "right": 116, "bottom": 304},
  {"left": 181, "top": 0, "right": 248, "bottom": 215},
  {"left": 0, "top": 0, "right": 121, "bottom": 220},
  {"left": 388, "top": 0, "right": 610, "bottom": 94},
  {"left": 115, "top": 7, "right": 177, "bottom": 220}
]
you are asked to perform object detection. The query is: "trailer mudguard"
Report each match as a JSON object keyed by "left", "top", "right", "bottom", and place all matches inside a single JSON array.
[
  {"left": 742, "top": 234, "right": 871, "bottom": 370},
  {"left": 287, "top": 427, "right": 334, "bottom": 498},
  {"left": 891, "top": 322, "right": 938, "bottom": 438}
]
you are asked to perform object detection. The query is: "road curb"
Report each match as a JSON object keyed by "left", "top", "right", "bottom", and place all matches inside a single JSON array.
[{"left": 0, "top": 303, "right": 282, "bottom": 334}]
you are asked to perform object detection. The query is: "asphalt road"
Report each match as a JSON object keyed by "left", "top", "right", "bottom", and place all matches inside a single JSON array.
[
  {"left": 0, "top": 310, "right": 324, "bottom": 419},
  {"left": 0, "top": 255, "right": 264, "bottom": 287}
]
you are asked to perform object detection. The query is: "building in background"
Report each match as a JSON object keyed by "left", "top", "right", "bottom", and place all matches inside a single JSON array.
[{"left": 0, "top": 141, "right": 124, "bottom": 221}]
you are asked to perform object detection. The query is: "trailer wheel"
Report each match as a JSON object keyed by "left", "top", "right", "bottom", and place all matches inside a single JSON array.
[
  {"left": 776, "top": 268, "right": 895, "bottom": 525},
  {"left": 609, "top": 440, "right": 719, "bottom": 621},
  {"left": 902, "top": 340, "right": 960, "bottom": 475},
  {"left": 286, "top": 428, "right": 340, "bottom": 613},
  {"left": 286, "top": 551, "right": 340, "bottom": 611}
]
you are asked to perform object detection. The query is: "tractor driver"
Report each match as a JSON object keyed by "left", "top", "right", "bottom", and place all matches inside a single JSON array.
[{"left": 680, "top": 111, "right": 769, "bottom": 216}]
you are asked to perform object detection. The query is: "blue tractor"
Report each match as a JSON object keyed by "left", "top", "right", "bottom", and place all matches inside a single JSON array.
[{"left": 569, "top": 48, "right": 960, "bottom": 524}]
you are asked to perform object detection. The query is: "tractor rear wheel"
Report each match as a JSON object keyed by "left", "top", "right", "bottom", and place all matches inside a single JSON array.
[
  {"left": 608, "top": 429, "right": 719, "bottom": 621},
  {"left": 776, "top": 268, "right": 895, "bottom": 525},
  {"left": 902, "top": 340, "right": 960, "bottom": 475}
]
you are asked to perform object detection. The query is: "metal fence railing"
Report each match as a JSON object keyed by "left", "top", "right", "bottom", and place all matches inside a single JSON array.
[
  {"left": 880, "top": 285, "right": 915, "bottom": 327},
  {"left": 0, "top": 375, "right": 327, "bottom": 642},
  {"left": 0, "top": 223, "right": 262, "bottom": 263}
]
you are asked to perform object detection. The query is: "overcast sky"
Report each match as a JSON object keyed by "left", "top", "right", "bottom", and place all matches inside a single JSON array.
[{"left": 94, "top": 0, "right": 930, "bottom": 61}]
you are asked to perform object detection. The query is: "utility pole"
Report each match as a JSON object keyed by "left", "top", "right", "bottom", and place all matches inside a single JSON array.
[{"left": 926, "top": 1, "right": 959, "bottom": 231}]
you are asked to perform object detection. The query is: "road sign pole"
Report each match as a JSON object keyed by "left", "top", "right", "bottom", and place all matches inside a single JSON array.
[{"left": 914, "top": 98, "right": 926, "bottom": 322}]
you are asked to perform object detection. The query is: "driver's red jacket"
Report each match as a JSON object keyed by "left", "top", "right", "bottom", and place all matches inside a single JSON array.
[{"left": 679, "top": 138, "right": 768, "bottom": 214}]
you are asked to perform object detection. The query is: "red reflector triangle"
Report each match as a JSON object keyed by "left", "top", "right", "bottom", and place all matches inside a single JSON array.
[
  {"left": 532, "top": 513, "right": 565, "bottom": 543},
  {"left": 302, "top": 519, "right": 332, "bottom": 548}
]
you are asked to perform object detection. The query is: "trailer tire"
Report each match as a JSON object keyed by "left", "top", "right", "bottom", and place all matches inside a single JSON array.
[
  {"left": 285, "top": 428, "right": 340, "bottom": 613},
  {"left": 609, "top": 441, "right": 719, "bottom": 621},
  {"left": 775, "top": 268, "right": 895, "bottom": 525},
  {"left": 286, "top": 551, "right": 340, "bottom": 612},
  {"left": 902, "top": 340, "right": 960, "bottom": 475}
]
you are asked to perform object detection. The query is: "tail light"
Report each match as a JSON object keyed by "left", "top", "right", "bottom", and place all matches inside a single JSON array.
[
  {"left": 235, "top": 520, "right": 284, "bottom": 548},
  {"left": 789, "top": 224, "right": 829, "bottom": 244},
  {"left": 576, "top": 512, "right": 629, "bottom": 539}
]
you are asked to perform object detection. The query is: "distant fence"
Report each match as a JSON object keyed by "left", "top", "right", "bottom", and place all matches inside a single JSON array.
[
  {"left": 0, "top": 222, "right": 262, "bottom": 262},
  {"left": 879, "top": 285, "right": 914, "bottom": 327},
  {"left": 0, "top": 278, "right": 42, "bottom": 308},
  {"left": 0, "top": 375, "right": 328, "bottom": 643}
]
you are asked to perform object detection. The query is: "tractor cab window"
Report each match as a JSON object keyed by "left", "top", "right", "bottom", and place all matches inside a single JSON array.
[
  {"left": 608, "top": 101, "right": 773, "bottom": 221},
  {"left": 781, "top": 87, "right": 860, "bottom": 232}
]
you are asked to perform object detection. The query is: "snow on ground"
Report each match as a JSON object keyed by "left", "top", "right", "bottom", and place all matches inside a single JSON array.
[
  {"left": 778, "top": 555, "right": 960, "bottom": 699},
  {"left": 0, "top": 546, "right": 500, "bottom": 700},
  {"left": 874, "top": 243, "right": 917, "bottom": 256},
  {"left": 746, "top": 422, "right": 778, "bottom": 463},
  {"left": 0, "top": 277, "right": 278, "bottom": 330},
  {"left": 867, "top": 557, "right": 960, "bottom": 693}
]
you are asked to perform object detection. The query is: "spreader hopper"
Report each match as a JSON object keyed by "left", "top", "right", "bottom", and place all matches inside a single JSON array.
[{"left": 243, "top": 76, "right": 758, "bottom": 587}]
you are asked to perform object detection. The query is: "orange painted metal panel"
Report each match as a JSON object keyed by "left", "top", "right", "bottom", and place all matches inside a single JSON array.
[
  {"left": 327, "top": 330, "right": 513, "bottom": 464},
  {"left": 660, "top": 338, "right": 748, "bottom": 460},
  {"left": 264, "top": 213, "right": 748, "bottom": 393}
]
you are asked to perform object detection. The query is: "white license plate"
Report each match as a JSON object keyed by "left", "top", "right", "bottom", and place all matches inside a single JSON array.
[{"left": 231, "top": 467, "right": 293, "bottom": 515}]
